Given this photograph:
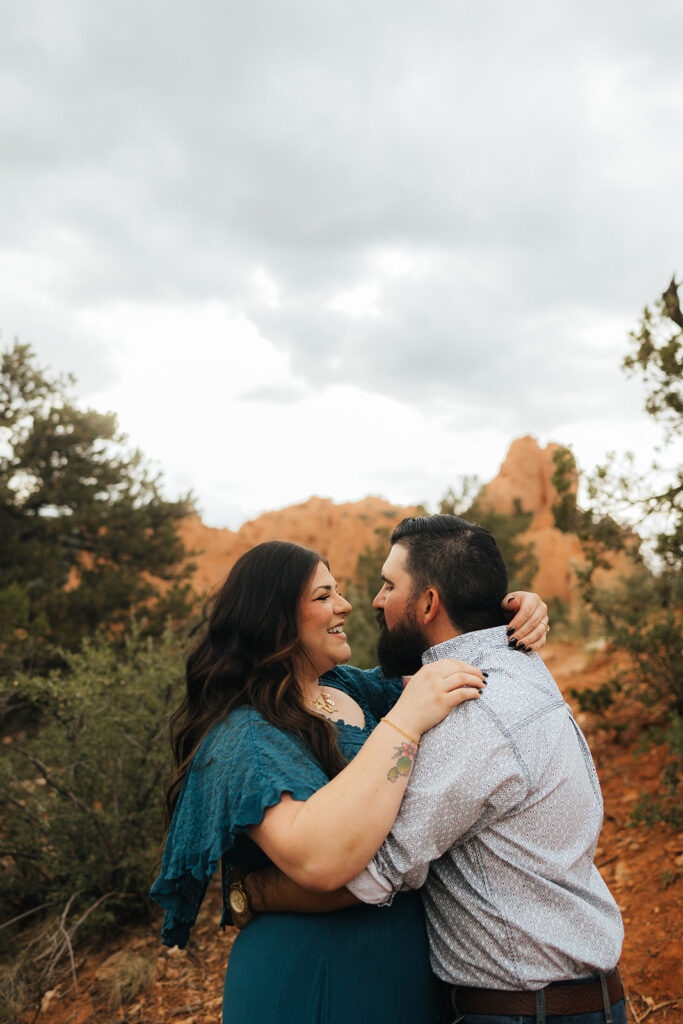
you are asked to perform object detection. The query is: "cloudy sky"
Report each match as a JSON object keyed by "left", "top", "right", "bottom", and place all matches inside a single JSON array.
[{"left": 2, "top": 1, "right": 681, "bottom": 527}]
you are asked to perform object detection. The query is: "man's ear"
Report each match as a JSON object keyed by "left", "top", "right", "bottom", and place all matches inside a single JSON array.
[{"left": 419, "top": 587, "right": 441, "bottom": 626}]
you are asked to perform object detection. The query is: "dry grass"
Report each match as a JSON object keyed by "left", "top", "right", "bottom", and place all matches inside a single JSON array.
[
  {"left": 0, "top": 958, "right": 29, "bottom": 1024},
  {"left": 93, "top": 950, "right": 157, "bottom": 1013},
  {"left": 0, "top": 912, "right": 69, "bottom": 1024}
]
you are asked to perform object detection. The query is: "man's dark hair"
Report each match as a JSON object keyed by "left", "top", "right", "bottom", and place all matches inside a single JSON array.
[{"left": 391, "top": 514, "right": 509, "bottom": 634}]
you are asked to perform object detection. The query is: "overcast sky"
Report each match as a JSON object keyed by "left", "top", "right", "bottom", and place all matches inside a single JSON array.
[{"left": 2, "top": 0, "right": 681, "bottom": 527}]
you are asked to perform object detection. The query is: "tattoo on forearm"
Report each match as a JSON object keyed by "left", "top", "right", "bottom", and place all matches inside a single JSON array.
[{"left": 387, "top": 742, "right": 418, "bottom": 782}]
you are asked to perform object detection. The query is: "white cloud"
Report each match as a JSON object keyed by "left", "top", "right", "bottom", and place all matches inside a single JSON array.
[
  {"left": 250, "top": 267, "right": 282, "bottom": 309},
  {"left": 327, "top": 283, "right": 382, "bottom": 320},
  {"left": 1, "top": 0, "right": 681, "bottom": 526}
]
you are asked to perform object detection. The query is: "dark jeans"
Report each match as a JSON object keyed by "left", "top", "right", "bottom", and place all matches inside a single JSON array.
[{"left": 444, "top": 974, "right": 627, "bottom": 1024}]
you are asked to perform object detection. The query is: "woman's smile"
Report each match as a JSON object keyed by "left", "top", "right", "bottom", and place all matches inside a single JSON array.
[{"left": 297, "top": 561, "right": 352, "bottom": 678}]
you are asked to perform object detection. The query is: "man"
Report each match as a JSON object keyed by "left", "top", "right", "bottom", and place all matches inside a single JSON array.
[
  {"left": 234, "top": 515, "right": 624, "bottom": 1024},
  {"left": 346, "top": 514, "right": 625, "bottom": 1023}
]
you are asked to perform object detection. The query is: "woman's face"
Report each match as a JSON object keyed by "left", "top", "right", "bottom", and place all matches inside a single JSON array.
[{"left": 297, "top": 561, "right": 352, "bottom": 680}]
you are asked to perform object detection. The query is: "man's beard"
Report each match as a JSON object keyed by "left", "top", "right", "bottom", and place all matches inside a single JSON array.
[{"left": 376, "top": 609, "right": 429, "bottom": 677}]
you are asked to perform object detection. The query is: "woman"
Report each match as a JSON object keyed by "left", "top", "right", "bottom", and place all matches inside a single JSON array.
[{"left": 151, "top": 541, "right": 546, "bottom": 1023}]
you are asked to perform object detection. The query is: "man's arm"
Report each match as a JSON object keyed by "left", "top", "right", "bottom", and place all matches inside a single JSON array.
[
  {"left": 239, "top": 865, "right": 359, "bottom": 925},
  {"left": 351, "top": 704, "right": 528, "bottom": 899}
]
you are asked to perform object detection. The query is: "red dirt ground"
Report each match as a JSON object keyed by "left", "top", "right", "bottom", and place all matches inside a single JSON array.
[{"left": 25, "top": 643, "right": 683, "bottom": 1024}]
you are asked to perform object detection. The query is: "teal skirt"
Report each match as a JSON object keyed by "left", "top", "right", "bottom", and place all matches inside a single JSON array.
[{"left": 222, "top": 891, "right": 442, "bottom": 1023}]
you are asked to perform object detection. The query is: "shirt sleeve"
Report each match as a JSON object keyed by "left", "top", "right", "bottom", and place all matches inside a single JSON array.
[
  {"left": 372, "top": 701, "right": 529, "bottom": 893},
  {"left": 346, "top": 862, "right": 396, "bottom": 904},
  {"left": 150, "top": 707, "right": 329, "bottom": 947}
]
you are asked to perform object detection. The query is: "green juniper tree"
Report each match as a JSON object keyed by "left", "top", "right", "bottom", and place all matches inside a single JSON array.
[
  {"left": 552, "top": 277, "right": 682, "bottom": 826},
  {"left": 0, "top": 342, "right": 196, "bottom": 677}
]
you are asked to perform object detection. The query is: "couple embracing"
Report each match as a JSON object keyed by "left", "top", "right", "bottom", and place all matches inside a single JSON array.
[{"left": 152, "top": 513, "right": 625, "bottom": 1024}]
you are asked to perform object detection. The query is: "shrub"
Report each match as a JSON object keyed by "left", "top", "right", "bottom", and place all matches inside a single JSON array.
[
  {"left": 0, "top": 629, "right": 185, "bottom": 964},
  {"left": 552, "top": 276, "right": 683, "bottom": 825}
]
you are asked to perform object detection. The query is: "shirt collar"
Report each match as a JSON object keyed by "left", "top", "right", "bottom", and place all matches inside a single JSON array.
[{"left": 422, "top": 625, "right": 509, "bottom": 665}]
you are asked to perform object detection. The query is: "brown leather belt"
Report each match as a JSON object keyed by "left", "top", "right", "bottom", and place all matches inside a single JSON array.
[{"left": 453, "top": 967, "right": 624, "bottom": 1017}]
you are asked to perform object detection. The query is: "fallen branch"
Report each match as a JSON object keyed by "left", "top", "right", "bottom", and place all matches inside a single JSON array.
[
  {"left": 628, "top": 991, "right": 680, "bottom": 1023},
  {"left": 58, "top": 901, "right": 79, "bottom": 998},
  {"left": 0, "top": 901, "right": 54, "bottom": 932},
  {"left": 628, "top": 992, "right": 644, "bottom": 1023},
  {"left": 29, "top": 891, "right": 125, "bottom": 1005},
  {"left": 169, "top": 1002, "right": 203, "bottom": 1016},
  {"left": 37, "top": 891, "right": 83, "bottom": 993},
  {"left": 638, "top": 1000, "right": 680, "bottom": 1022}
]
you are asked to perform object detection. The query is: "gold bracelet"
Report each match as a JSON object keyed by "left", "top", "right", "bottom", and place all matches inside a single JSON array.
[{"left": 380, "top": 717, "right": 420, "bottom": 747}]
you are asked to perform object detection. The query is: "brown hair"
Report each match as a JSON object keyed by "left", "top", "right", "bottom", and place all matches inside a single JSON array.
[{"left": 164, "top": 541, "right": 348, "bottom": 825}]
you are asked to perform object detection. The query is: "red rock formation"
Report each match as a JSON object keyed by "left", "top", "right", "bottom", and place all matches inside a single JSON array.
[
  {"left": 181, "top": 437, "right": 610, "bottom": 605},
  {"left": 180, "top": 496, "right": 419, "bottom": 595},
  {"left": 478, "top": 436, "right": 583, "bottom": 604},
  {"left": 481, "top": 436, "right": 571, "bottom": 529}
]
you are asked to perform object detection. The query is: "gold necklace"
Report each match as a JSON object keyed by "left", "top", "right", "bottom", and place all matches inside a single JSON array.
[{"left": 305, "top": 687, "right": 337, "bottom": 715}]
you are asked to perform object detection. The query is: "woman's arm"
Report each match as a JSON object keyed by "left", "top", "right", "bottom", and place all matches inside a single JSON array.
[
  {"left": 248, "top": 658, "right": 485, "bottom": 893},
  {"left": 502, "top": 591, "right": 549, "bottom": 651}
]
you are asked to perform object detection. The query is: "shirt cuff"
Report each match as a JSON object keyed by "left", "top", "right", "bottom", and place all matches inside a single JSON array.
[{"left": 346, "top": 861, "right": 397, "bottom": 905}]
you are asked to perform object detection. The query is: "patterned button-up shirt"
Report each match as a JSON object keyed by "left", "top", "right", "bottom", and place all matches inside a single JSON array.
[{"left": 348, "top": 626, "right": 623, "bottom": 989}]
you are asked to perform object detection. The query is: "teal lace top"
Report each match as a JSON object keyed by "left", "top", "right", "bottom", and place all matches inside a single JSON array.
[{"left": 150, "top": 665, "right": 403, "bottom": 948}]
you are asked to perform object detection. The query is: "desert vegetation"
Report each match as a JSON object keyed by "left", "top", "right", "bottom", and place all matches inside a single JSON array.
[
  {"left": 1, "top": 282, "right": 681, "bottom": 1022},
  {"left": 552, "top": 277, "right": 682, "bottom": 828},
  {"left": 0, "top": 345, "right": 197, "bottom": 1018}
]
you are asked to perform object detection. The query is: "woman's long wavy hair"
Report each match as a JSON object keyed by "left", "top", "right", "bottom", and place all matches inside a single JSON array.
[{"left": 164, "top": 540, "right": 349, "bottom": 825}]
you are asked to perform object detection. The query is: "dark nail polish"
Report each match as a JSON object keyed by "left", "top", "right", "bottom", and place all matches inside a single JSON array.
[
  {"left": 482, "top": 670, "right": 489, "bottom": 677},
  {"left": 515, "top": 640, "right": 525, "bottom": 651},
  {"left": 521, "top": 644, "right": 530, "bottom": 653},
  {"left": 506, "top": 626, "right": 514, "bottom": 637},
  {"left": 508, "top": 639, "right": 516, "bottom": 648}
]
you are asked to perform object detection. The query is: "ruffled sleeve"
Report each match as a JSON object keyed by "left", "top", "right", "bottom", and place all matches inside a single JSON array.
[
  {"left": 150, "top": 706, "right": 329, "bottom": 948},
  {"left": 322, "top": 664, "right": 403, "bottom": 724}
]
